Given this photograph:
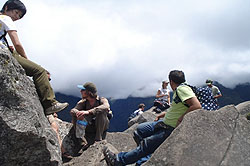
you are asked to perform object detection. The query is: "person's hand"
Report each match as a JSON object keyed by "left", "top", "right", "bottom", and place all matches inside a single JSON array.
[
  {"left": 154, "top": 116, "right": 160, "bottom": 121},
  {"left": 76, "top": 111, "right": 89, "bottom": 120}
]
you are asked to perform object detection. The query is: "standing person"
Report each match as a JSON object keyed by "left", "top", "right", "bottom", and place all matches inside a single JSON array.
[
  {"left": 206, "top": 79, "right": 222, "bottom": 108},
  {"left": 153, "top": 80, "right": 171, "bottom": 113},
  {"left": 103, "top": 70, "right": 201, "bottom": 166},
  {"left": 0, "top": 0, "right": 68, "bottom": 115},
  {"left": 70, "top": 82, "right": 110, "bottom": 149}
]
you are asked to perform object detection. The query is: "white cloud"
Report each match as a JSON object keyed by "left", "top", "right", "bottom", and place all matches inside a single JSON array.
[{"left": 4, "top": 0, "right": 250, "bottom": 99}]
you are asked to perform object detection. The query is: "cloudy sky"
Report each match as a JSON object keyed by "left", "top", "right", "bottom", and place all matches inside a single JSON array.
[{"left": 4, "top": 0, "right": 250, "bottom": 99}]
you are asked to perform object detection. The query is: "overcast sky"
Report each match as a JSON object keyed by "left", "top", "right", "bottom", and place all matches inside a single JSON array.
[{"left": 4, "top": 0, "right": 250, "bottom": 99}]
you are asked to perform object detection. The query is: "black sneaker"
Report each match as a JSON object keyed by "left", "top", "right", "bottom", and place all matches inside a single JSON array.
[{"left": 103, "top": 146, "right": 122, "bottom": 166}]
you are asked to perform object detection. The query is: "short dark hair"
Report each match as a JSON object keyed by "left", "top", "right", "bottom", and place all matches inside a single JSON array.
[
  {"left": 138, "top": 103, "right": 145, "bottom": 108},
  {"left": 169, "top": 70, "right": 186, "bottom": 84},
  {"left": 1, "top": 0, "right": 27, "bottom": 18}
]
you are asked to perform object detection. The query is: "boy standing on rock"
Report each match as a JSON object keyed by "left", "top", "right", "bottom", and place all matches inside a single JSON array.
[
  {"left": 0, "top": 0, "right": 68, "bottom": 115},
  {"left": 103, "top": 70, "right": 201, "bottom": 165}
]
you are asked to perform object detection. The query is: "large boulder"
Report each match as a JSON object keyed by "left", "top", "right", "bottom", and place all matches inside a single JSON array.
[
  {"left": 144, "top": 105, "right": 250, "bottom": 166},
  {"left": 0, "top": 50, "right": 62, "bottom": 165}
]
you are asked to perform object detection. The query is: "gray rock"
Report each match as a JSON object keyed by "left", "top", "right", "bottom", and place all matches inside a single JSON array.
[
  {"left": 0, "top": 50, "right": 62, "bottom": 166},
  {"left": 128, "top": 107, "right": 157, "bottom": 128},
  {"left": 236, "top": 101, "right": 250, "bottom": 116},
  {"left": 144, "top": 105, "right": 250, "bottom": 166},
  {"left": 106, "top": 132, "right": 137, "bottom": 152}
]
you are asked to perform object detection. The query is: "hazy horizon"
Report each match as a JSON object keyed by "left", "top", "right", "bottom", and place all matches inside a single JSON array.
[{"left": 3, "top": 0, "right": 250, "bottom": 99}]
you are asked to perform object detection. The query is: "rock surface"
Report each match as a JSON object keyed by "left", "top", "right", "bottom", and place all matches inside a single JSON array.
[
  {"left": 144, "top": 105, "right": 250, "bottom": 166},
  {"left": 0, "top": 50, "right": 61, "bottom": 166},
  {"left": 1, "top": 49, "right": 250, "bottom": 166}
]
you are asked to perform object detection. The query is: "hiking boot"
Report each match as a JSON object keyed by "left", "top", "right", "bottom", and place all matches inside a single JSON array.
[
  {"left": 45, "top": 102, "right": 69, "bottom": 115},
  {"left": 103, "top": 146, "right": 122, "bottom": 166}
]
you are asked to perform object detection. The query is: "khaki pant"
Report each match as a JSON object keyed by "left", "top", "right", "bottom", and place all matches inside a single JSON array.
[
  {"left": 71, "top": 109, "right": 109, "bottom": 144},
  {"left": 12, "top": 52, "right": 56, "bottom": 109}
]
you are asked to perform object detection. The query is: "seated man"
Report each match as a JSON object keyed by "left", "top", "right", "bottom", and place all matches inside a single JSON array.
[
  {"left": 103, "top": 70, "right": 201, "bottom": 165},
  {"left": 70, "top": 82, "right": 110, "bottom": 148}
]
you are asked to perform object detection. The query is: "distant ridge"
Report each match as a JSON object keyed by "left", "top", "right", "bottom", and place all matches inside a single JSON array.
[{"left": 56, "top": 82, "right": 250, "bottom": 132}]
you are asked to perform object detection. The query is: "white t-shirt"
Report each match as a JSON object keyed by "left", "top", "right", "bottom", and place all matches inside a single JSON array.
[
  {"left": 133, "top": 108, "right": 143, "bottom": 116},
  {"left": 157, "top": 88, "right": 170, "bottom": 101},
  {"left": 0, "top": 15, "right": 17, "bottom": 49}
]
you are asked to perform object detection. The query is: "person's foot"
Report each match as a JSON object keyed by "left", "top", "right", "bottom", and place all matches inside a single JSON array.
[
  {"left": 45, "top": 102, "right": 69, "bottom": 115},
  {"left": 103, "top": 146, "right": 122, "bottom": 166}
]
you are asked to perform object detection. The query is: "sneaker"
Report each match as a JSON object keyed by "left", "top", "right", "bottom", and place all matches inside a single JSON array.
[
  {"left": 103, "top": 146, "right": 122, "bottom": 166},
  {"left": 45, "top": 102, "right": 69, "bottom": 115}
]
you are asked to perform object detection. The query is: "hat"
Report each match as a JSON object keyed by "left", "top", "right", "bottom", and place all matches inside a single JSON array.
[
  {"left": 206, "top": 79, "right": 213, "bottom": 85},
  {"left": 162, "top": 80, "right": 169, "bottom": 84},
  {"left": 77, "top": 82, "right": 97, "bottom": 94}
]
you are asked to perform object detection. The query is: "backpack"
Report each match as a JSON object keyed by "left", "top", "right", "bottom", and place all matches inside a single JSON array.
[
  {"left": 0, "top": 30, "right": 13, "bottom": 53},
  {"left": 174, "top": 83, "right": 218, "bottom": 111}
]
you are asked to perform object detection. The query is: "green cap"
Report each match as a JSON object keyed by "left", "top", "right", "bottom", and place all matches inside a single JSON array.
[{"left": 77, "top": 82, "right": 97, "bottom": 94}]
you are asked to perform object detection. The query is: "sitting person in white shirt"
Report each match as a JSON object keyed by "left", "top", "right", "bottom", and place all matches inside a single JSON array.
[{"left": 153, "top": 81, "right": 170, "bottom": 113}]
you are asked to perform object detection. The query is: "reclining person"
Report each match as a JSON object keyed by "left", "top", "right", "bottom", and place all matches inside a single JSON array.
[{"left": 103, "top": 70, "right": 201, "bottom": 165}]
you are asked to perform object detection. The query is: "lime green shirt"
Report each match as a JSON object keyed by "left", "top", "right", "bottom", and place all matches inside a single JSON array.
[{"left": 163, "top": 85, "right": 195, "bottom": 128}]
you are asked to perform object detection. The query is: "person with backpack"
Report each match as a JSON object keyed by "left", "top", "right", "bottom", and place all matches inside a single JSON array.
[
  {"left": 70, "top": 82, "right": 111, "bottom": 149},
  {"left": 103, "top": 70, "right": 201, "bottom": 166},
  {"left": 153, "top": 80, "right": 171, "bottom": 113},
  {"left": 0, "top": 0, "right": 68, "bottom": 115},
  {"left": 128, "top": 103, "right": 145, "bottom": 122}
]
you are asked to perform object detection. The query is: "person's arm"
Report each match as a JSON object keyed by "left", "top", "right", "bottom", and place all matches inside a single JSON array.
[
  {"left": 7, "top": 30, "right": 27, "bottom": 59},
  {"left": 88, "top": 97, "right": 110, "bottom": 114},
  {"left": 176, "top": 97, "right": 201, "bottom": 126},
  {"left": 154, "top": 111, "right": 166, "bottom": 121},
  {"left": 156, "top": 89, "right": 166, "bottom": 98},
  {"left": 214, "top": 93, "right": 222, "bottom": 99}
]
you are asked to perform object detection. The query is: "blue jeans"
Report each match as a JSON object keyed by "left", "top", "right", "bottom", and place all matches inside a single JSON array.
[{"left": 117, "top": 120, "right": 174, "bottom": 165}]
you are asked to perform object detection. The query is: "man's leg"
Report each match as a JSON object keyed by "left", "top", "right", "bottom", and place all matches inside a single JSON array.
[
  {"left": 133, "top": 121, "right": 159, "bottom": 146},
  {"left": 117, "top": 127, "right": 174, "bottom": 165},
  {"left": 94, "top": 110, "right": 109, "bottom": 141},
  {"left": 47, "top": 115, "right": 73, "bottom": 159},
  {"left": 12, "top": 52, "right": 68, "bottom": 114}
]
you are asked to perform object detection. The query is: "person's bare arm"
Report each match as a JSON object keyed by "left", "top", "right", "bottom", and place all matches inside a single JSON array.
[
  {"left": 8, "top": 30, "right": 27, "bottom": 59},
  {"left": 176, "top": 97, "right": 201, "bottom": 126},
  {"left": 155, "top": 111, "right": 166, "bottom": 121},
  {"left": 88, "top": 97, "right": 110, "bottom": 114}
]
